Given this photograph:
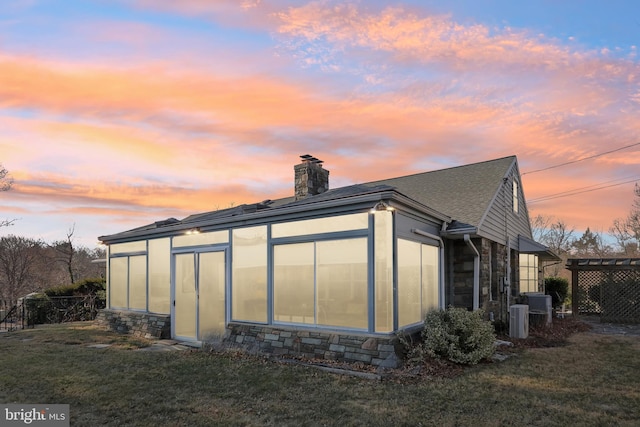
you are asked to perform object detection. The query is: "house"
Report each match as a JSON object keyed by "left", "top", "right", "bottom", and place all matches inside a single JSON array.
[{"left": 97, "top": 155, "right": 557, "bottom": 366}]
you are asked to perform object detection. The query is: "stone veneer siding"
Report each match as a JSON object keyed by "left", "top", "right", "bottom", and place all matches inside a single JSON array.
[
  {"left": 95, "top": 309, "right": 171, "bottom": 339},
  {"left": 221, "top": 323, "right": 402, "bottom": 367}
]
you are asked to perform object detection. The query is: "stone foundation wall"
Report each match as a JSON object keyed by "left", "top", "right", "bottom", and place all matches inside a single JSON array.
[
  {"left": 95, "top": 309, "right": 171, "bottom": 339},
  {"left": 220, "top": 323, "right": 402, "bottom": 368}
]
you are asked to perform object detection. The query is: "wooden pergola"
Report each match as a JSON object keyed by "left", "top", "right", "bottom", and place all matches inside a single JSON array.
[{"left": 566, "top": 258, "right": 640, "bottom": 323}]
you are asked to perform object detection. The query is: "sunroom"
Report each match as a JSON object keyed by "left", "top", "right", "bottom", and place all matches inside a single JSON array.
[{"left": 100, "top": 184, "right": 450, "bottom": 364}]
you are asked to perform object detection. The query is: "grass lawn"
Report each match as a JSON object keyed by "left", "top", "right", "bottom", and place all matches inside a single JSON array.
[{"left": 1, "top": 321, "right": 639, "bottom": 426}]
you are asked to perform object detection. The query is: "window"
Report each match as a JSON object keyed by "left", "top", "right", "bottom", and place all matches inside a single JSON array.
[
  {"left": 273, "top": 243, "right": 315, "bottom": 324},
  {"left": 519, "top": 253, "right": 538, "bottom": 293},
  {"left": 317, "top": 239, "right": 368, "bottom": 329},
  {"left": 110, "top": 241, "right": 146, "bottom": 255},
  {"left": 397, "top": 239, "right": 440, "bottom": 328},
  {"left": 108, "top": 251, "right": 148, "bottom": 311},
  {"left": 374, "top": 211, "right": 394, "bottom": 332},
  {"left": 513, "top": 179, "right": 519, "bottom": 214},
  {"left": 128, "top": 255, "right": 147, "bottom": 310},
  {"left": 232, "top": 226, "right": 268, "bottom": 323},
  {"left": 421, "top": 244, "right": 439, "bottom": 314},
  {"left": 272, "top": 213, "right": 368, "bottom": 238},
  {"left": 273, "top": 238, "right": 368, "bottom": 330},
  {"left": 148, "top": 238, "right": 170, "bottom": 314},
  {"left": 109, "top": 257, "right": 128, "bottom": 308},
  {"left": 173, "top": 230, "right": 228, "bottom": 247}
]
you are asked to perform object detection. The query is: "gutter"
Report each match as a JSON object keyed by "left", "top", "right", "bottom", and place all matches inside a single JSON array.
[
  {"left": 411, "top": 228, "right": 446, "bottom": 309},
  {"left": 463, "top": 234, "right": 480, "bottom": 311}
]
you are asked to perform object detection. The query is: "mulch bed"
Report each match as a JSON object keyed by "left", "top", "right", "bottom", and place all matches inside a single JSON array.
[
  {"left": 500, "top": 316, "right": 592, "bottom": 349},
  {"left": 387, "top": 317, "right": 594, "bottom": 381}
]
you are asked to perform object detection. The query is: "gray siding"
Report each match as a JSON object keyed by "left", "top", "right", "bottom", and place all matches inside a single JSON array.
[{"left": 477, "top": 162, "right": 532, "bottom": 248}]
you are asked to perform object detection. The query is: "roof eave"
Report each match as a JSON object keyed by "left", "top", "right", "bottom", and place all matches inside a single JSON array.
[{"left": 99, "top": 189, "right": 450, "bottom": 244}]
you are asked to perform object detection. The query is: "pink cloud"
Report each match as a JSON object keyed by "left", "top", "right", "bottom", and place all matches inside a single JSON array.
[{"left": 1, "top": 1, "right": 638, "bottom": 241}]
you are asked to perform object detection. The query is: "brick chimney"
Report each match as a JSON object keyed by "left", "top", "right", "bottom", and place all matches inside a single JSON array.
[{"left": 294, "top": 154, "right": 329, "bottom": 201}]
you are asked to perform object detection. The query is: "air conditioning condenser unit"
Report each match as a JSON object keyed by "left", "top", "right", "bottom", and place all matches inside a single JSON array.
[
  {"left": 526, "top": 294, "right": 552, "bottom": 326},
  {"left": 509, "top": 304, "right": 529, "bottom": 339}
]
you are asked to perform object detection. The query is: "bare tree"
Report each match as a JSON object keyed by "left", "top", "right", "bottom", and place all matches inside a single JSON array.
[
  {"left": 609, "top": 218, "right": 638, "bottom": 255},
  {"left": 542, "top": 219, "right": 575, "bottom": 256},
  {"left": 51, "top": 225, "right": 77, "bottom": 284},
  {"left": 609, "top": 184, "right": 640, "bottom": 255},
  {"left": 0, "top": 164, "right": 12, "bottom": 192},
  {"left": 0, "top": 235, "right": 44, "bottom": 300},
  {"left": 0, "top": 164, "right": 15, "bottom": 228},
  {"left": 531, "top": 214, "right": 553, "bottom": 243},
  {"left": 530, "top": 215, "right": 576, "bottom": 276}
]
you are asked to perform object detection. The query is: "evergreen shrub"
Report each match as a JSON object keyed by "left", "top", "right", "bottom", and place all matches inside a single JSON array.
[
  {"left": 545, "top": 277, "right": 569, "bottom": 307},
  {"left": 420, "top": 307, "right": 496, "bottom": 365},
  {"left": 45, "top": 278, "right": 105, "bottom": 297}
]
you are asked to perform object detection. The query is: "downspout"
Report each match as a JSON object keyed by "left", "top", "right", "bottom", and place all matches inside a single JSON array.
[
  {"left": 506, "top": 236, "right": 511, "bottom": 309},
  {"left": 411, "top": 228, "right": 446, "bottom": 309},
  {"left": 463, "top": 234, "right": 480, "bottom": 311}
]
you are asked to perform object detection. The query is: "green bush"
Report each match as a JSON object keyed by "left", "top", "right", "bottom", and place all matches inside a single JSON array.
[
  {"left": 25, "top": 278, "right": 107, "bottom": 325},
  {"left": 45, "top": 278, "right": 105, "bottom": 297},
  {"left": 24, "top": 294, "right": 51, "bottom": 325},
  {"left": 545, "top": 277, "right": 569, "bottom": 307},
  {"left": 420, "top": 307, "right": 496, "bottom": 365}
]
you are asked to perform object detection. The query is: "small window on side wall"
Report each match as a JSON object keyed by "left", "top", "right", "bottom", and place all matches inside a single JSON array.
[{"left": 512, "top": 179, "right": 519, "bottom": 214}]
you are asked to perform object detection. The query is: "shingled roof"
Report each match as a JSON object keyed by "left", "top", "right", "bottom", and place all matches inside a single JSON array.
[
  {"left": 100, "top": 155, "right": 521, "bottom": 243},
  {"left": 363, "top": 156, "right": 517, "bottom": 229}
]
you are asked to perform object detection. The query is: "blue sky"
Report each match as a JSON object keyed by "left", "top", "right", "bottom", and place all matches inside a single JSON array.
[{"left": 1, "top": 0, "right": 639, "bottom": 249}]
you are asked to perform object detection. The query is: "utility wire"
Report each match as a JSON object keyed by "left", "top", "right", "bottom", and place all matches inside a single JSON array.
[
  {"left": 522, "top": 141, "right": 640, "bottom": 176},
  {"left": 528, "top": 175, "right": 639, "bottom": 202},
  {"left": 528, "top": 177, "right": 639, "bottom": 204}
]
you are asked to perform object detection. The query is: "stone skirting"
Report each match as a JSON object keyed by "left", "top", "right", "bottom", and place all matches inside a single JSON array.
[
  {"left": 95, "top": 309, "right": 171, "bottom": 339},
  {"left": 218, "top": 323, "right": 402, "bottom": 368}
]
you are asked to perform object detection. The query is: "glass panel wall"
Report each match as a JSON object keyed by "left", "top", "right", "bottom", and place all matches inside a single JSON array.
[
  {"left": 232, "top": 226, "right": 267, "bottom": 322},
  {"left": 174, "top": 253, "right": 196, "bottom": 339},
  {"left": 108, "top": 240, "right": 148, "bottom": 311},
  {"left": 198, "top": 251, "right": 226, "bottom": 340},
  {"left": 398, "top": 239, "right": 422, "bottom": 327},
  {"left": 109, "top": 253, "right": 148, "bottom": 311},
  {"left": 374, "top": 211, "right": 394, "bottom": 332},
  {"left": 317, "top": 238, "right": 368, "bottom": 329},
  {"left": 421, "top": 244, "right": 439, "bottom": 317},
  {"left": 273, "top": 243, "right": 315, "bottom": 324},
  {"left": 398, "top": 238, "right": 440, "bottom": 328},
  {"left": 173, "top": 230, "right": 228, "bottom": 248},
  {"left": 273, "top": 238, "right": 367, "bottom": 330},
  {"left": 272, "top": 213, "right": 368, "bottom": 238},
  {"left": 128, "top": 255, "right": 147, "bottom": 310},
  {"left": 110, "top": 241, "right": 146, "bottom": 254},
  {"left": 148, "top": 238, "right": 170, "bottom": 314},
  {"left": 109, "top": 257, "right": 128, "bottom": 308}
]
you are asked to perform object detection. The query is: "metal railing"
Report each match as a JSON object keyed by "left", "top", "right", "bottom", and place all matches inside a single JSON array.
[
  {"left": 1, "top": 295, "right": 105, "bottom": 331},
  {"left": 0, "top": 300, "right": 23, "bottom": 331}
]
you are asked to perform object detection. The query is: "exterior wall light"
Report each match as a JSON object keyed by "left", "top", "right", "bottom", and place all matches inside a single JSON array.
[
  {"left": 185, "top": 228, "right": 201, "bottom": 235},
  {"left": 370, "top": 201, "right": 395, "bottom": 214}
]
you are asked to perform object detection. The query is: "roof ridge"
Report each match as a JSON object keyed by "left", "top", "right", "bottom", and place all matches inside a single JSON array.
[{"left": 363, "top": 155, "right": 516, "bottom": 185}]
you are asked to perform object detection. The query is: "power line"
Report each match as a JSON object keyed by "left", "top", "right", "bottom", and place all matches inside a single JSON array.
[
  {"left": 528, "top": 175, "right": 639, "bottom": 202},
  {"left": 522, "top": 142, "right": 640, "bottom": 176},
  {"left": 528, "top": 177, "right": 639, "bottom": 204}
]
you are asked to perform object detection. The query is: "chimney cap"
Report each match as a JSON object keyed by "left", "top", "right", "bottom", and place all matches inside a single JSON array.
[{"left": 300, "top": 154, "right": 323, "bottom": 164}]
